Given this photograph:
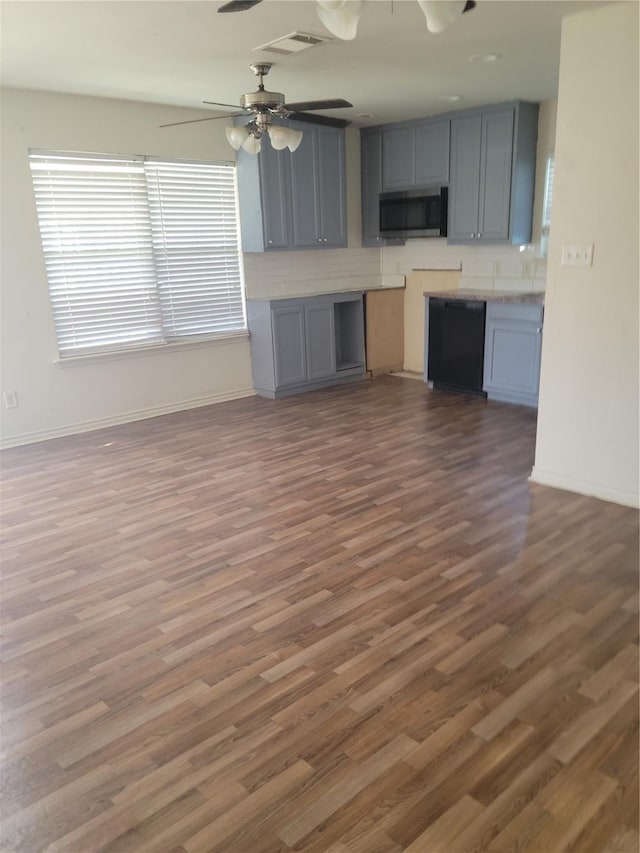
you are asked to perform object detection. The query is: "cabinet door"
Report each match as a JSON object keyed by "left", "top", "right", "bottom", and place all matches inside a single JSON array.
[
  {"left": 317, "top": 126, "right": 347, "bottom": 247},
  {"left": 484, "top": 318, "right": 542, "bottom": 402},
  {"left": 259, "top": 142, "right": 291, "bottom": 249},
  {"left": 415, "top": 120, "right": 450, "bottom": 186},
  {"left": 290, "top": 126, "right": 321, "bottom": 248},
  {"left": 272, "top": 305, "right": 307, "bottom": 387},
  {"left": 478, "top": 109, "right": 514, "bottom": 242},
  {"left": 361, "top": 130, "right": 383, "bottom": 246},
  {"left": 305, "top": 303, "right": 336, "bottom": 380},
  {"left": 382, "top": 126, "right": 415, "bottom": 190},
  {"left": 448, "top": 115, "right": 482, "bottom": 241}
]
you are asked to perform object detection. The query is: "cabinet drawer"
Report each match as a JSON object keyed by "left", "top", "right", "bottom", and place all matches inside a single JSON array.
[{"left": 486, "top": 302, "right": 543, "bottom": 324}]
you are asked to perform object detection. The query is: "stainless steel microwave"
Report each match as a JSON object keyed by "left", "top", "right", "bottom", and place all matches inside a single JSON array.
[{"left": 379, "top": 187, "right": 448, "bottom": 239}]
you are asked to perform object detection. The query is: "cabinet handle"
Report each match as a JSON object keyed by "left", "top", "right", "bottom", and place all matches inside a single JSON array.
[
  {"left": 470, "top": 233, "right": 475, "bottom": 238},
  {"left": 536, "top": 327, "right": 542, "bottom": 334},
  {"left": 267, "top": 239, "right": 273, "bottom": 245},
  {"left": 317, "top": 237, "right": 322, "bottom": 243},
  {"left": 477, "top": 233, "right": 482, "bottom": 239},
  {"left": 323, "top": 237, "right": 328, "bottom": 243}
]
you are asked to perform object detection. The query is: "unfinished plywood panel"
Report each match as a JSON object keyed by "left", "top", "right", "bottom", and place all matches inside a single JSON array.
[{"left": 365, "top": 288, "right": 405, "bottom": 376}]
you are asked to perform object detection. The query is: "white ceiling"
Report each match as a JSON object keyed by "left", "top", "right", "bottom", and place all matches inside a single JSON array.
[{"left": 0, "top": 0, "right": 608, "bottom": 126}]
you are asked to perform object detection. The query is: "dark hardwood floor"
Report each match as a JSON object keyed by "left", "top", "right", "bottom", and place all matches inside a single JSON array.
[{"left": 1, "top": 376, "right": 638, "bottom": 852}]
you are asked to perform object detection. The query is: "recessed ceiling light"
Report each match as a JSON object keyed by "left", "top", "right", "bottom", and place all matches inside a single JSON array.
[
  {"left": 438, "top": 95, "right": 461, "bottom": 103},
  {"left": 469, "top": 52, "right": 502, "bottom": 63},
  {"left": 356, "top": 112, "right": 375, "bottom": 119}
]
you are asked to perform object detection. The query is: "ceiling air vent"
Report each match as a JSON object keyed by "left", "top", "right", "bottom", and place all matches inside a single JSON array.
[{"left": 254, "top": 32, "right": 332, "bottom": 55}]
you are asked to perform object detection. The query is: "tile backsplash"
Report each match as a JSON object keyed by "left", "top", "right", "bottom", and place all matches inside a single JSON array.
[
  {"left": 241, "top": 239, "right": 547, "bottom": 300},
  {"left": 242, "top": 248, "right": 382, "bottom": 299},
  {"left": 381, "top": 238, "right": 547, "bottom": 292}
]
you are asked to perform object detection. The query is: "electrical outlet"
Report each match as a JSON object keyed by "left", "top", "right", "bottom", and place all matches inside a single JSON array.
[
  {"left": 3, "top": 391, "right": 18, "bottom": 409},
  {"left": 561, "top": 243, "right": 594, "bottom": 267}
]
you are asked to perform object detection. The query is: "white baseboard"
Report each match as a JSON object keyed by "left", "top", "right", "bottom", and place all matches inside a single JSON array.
[
  {"left": 0, "top": 388, "right": 257, "bottom": 450},
  {"left": 529, "top": 466, "right": 639, "bottom": 509}
]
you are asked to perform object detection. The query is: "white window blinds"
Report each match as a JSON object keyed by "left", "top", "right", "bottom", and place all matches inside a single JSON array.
[
  {"left": 145, "top": 159, "right": 245, "bottom": 338},
  {"left": 29, "top": 151, "right": 246, "bottom": 357}
]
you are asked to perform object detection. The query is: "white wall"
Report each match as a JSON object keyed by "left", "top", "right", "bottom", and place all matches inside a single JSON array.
[
  {"left": 531, "top": 2, "right": 639, "bottom": 508},
  {"left": 0, "top": 89, "right": 379, "bottom": 447}
]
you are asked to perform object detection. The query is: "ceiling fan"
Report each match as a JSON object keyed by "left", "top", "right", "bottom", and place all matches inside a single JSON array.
[
  {"left": 218, "top": 0, "right": 476, "bottom": 39},
  {"left": 161, "top": 62, "right": 352, "bottom": 154}
]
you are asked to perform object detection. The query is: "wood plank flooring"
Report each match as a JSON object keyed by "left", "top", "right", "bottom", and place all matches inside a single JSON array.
[{"left": 1, "top": 376, "right": 638, "bottom": 852}]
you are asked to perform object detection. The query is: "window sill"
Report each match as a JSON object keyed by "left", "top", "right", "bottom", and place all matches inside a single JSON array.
[{"left": 54, "top": 330, "right": 250, "bottom": 367}]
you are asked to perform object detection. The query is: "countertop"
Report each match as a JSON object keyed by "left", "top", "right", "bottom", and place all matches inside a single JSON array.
[
  {"left": 246, "top": 284, "right": 405, "bottom": 302},
  {"left": 423, "top": 288, "right": 544, "bottom": 304}
]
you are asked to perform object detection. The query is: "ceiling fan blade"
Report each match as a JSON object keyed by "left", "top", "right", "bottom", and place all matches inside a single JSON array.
[
  {"left": 160, "top": 114, "right": 236, "bottom": 128},
  {"left": 203, "top": 101, "right": 247, "bottom": 110},
  {"left": 217, "top": 0, "right": 263, "bottom": 12},
  {"left": 284, "top": 99, "right": 353, "bottom": 112},
  {"left": 288, "top": 112, "right": 351, "bottom": 129}
]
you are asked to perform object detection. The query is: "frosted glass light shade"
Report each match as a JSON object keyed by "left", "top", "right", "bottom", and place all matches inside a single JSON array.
[
  {"left": 316, "top": 0, "right": 363, "bottom": 40},
  {"left": 269, "top": 125, "right": 304, "bottom": 152},
  {"left": 286, "top": 128, "right": 304, "bottom": 152},
  {"left": 268, "top": 125, "right": 291, "bottom": 151},
  {"left": 241, "top": 134, "right": 262, "bottom": 155},
  {"left": 417, "top": 0, "right": 467, "bottom": 33},
  {"left": 225, "top": 125, "right": 249, "bottom": 150}
]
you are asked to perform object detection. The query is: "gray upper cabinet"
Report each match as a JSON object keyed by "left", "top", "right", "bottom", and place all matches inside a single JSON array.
[
  {"left": 259, "top": 141, "right": 291, "bottom": 250},
  {"left": 381, "top": 119, "right": 450, "bottom": 191},
  {"left": 290, "top": 121, "right": 347, "bottom": 249},
  {"left": 415, "top": 121, "right": 450, "bottom": 186},
  {"left": 361, "top": 129, "right": 405, "bottom": 247},
  {"left": 237, "top": 120, "right": 347, "bottom": 252},
  {"left": 290, "top": 123, "right": 321, "bottom": 248},
  {"left": 382, "top": 127, "right": 415, "bottom": 189},
  {"left": 361, "top": 129, "right": 383, "bottom": 246},
  {"left": 448, "top": 101, "right": 539, "bottom": 245},
  {"left": 236, "top": 141, "right": 291, "bottom": 252},
  {"left": 317, "top": 126, "right": 347, "bottom": 246}
]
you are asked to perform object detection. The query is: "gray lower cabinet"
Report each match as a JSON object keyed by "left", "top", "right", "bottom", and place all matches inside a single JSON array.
[
  {"left": 248, "top": 293, "right": 365, "bottom": 398},
  {"left": 483, "top": 302, "right": 544, "bottom": 406},
  {"left": 272, "top": 305, "right": 307, "bottom": 387},
  {"left": 448, "top": 102, "right": 539, "bottom": 245}
]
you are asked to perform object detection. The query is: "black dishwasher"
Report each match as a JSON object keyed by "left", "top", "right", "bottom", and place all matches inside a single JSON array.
[{"left": 427, "top": 298, "right": 487, "bottom": 396}]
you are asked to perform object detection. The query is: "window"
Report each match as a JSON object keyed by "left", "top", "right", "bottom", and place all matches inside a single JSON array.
[
  {"left": 540, "top": 153, "right": 555, "bottom": 255},
  {"left": 29, "top": 151, "right": 246, "bottom": 357}
]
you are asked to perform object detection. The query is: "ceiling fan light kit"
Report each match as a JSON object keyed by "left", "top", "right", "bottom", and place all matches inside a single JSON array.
[
  {"left": 200, "top": 0, "right": 480, "bottom": 154},
  {"left": 217, "top": 0, "right": 476, "bottom": 38},
  {"left": 172, "top": 63, "right": 352, "bottom": 156},
  {"left": 316, "top": 0, "right": 364, "bottom": 41}
]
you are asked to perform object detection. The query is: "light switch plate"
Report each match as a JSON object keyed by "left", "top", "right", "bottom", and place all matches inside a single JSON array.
[{"left": 561, "top": 243, "right": 594, "bottom": 267}]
